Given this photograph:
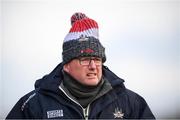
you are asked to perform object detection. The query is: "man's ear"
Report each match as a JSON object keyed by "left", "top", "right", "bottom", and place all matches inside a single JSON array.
[{"left": 63, "top": 64, "right": 70, "bottom": 73}]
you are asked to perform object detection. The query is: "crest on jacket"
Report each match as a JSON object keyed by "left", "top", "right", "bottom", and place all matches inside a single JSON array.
[{"left": 113, "top": 108, "right": 124, "bottom": 119}]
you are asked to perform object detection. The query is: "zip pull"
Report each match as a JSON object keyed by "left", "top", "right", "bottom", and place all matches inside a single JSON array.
[
  {"left": 83, "top": 105, "right": 90, "bottom": 120},
  {"left": 83, "top": 108, "right": 88, "bottom": 120}
]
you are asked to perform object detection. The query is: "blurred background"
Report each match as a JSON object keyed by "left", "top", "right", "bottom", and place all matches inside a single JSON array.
[{"left": 0, "top": 0, "right": 180, "bottom": 119}]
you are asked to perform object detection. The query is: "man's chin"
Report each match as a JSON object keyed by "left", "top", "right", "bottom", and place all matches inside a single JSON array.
[{"left": 84, "top": 78, "right": 100, "bottom": 86}]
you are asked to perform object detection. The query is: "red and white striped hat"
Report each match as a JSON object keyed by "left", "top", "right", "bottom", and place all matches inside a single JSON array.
[{"left": 62, "top": 12, "right": 106, "bottom": 64}]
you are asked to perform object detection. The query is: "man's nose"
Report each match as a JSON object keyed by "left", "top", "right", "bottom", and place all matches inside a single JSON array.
[{"left": 88, "top": 60, "right": 96, "bottom": 69}]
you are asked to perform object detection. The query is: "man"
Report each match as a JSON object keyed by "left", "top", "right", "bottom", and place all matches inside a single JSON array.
[{"left": 6, "top": 12, "right": 155, "bottom": 119}]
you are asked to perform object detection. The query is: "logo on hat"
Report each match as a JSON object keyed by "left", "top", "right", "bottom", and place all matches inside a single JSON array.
[
  {"left": 79, "top": 34, "right": 89, "bottom": 42},
  {"left": 80, "top": 48, "right": 94, "bottom": 54}
]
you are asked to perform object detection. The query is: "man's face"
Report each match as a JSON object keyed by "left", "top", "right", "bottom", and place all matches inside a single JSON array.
[{"left": 63, "top": 57, "right": 103, "bottom": 86}]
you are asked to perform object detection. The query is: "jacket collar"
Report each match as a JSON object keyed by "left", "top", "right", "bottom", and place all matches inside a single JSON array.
[{"left": 102, "top": 66, "right": 124, "bottom": 87}]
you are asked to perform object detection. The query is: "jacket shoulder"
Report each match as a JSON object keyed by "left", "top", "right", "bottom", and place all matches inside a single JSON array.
[
  {"left": 21, "top": 90, "right": 37, "bottom": 111},
  {"left": 124, "top": 88, "right": 143, "bottom": 100},
  {"left": 6, "top": 90, "right": 38, "bottom": 119},
  {"left": 116, "top": 88, "right": 155, "bottom": 119}
]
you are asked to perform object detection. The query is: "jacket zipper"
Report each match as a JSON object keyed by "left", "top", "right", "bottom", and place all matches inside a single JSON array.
[
  {"left": 83, "top": 104, "right": 90, "bottom": 120},
  {"left": 59, "top": 86, "right": 90, "bottom": 120}
]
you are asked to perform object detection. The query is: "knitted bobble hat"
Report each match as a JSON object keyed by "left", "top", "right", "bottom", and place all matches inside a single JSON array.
[{"left": 62, "top": 12, "right": 106, "bottom": 64}]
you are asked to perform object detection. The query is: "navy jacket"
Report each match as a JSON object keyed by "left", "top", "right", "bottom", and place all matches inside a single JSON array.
[{"left": 6, "top": 63, "right": 155, "bottom": 119}]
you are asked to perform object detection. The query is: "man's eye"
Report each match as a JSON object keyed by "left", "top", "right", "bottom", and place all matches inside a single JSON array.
[
  {"left": 81, "top": 58, "right": 90, "bottom": 61},
  {"left": 94, "top": 58, "right": 101, "bottom": 61}
]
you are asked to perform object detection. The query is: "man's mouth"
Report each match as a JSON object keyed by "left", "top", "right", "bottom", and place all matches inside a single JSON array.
[{"left": 87, "top": 73, "right": 97, "bottom": 77}]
